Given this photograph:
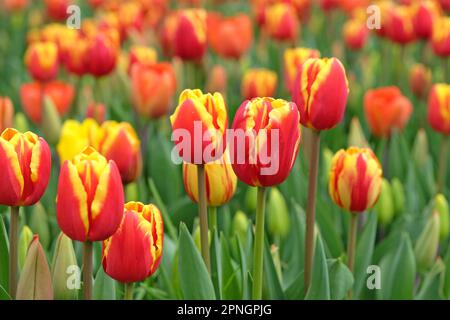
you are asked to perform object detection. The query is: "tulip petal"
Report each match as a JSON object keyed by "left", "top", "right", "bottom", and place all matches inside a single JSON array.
[{"left": 0, "top": 135, "right": 23, "bottom": 206}]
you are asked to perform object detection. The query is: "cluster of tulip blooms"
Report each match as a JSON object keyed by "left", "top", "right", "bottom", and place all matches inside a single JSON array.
[{"left": 0, "top": 0, "right": 449, "bottom": 301}]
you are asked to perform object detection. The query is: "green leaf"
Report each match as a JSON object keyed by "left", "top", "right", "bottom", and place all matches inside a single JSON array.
[
  {"left": 262, "top": 240, "right": 285, "bottom": 299},
  {"left": 305, "top": 233, "right": 330, "bottom": 300},
  {"left": 148, "top": 178, "right": 177, "bottom": 240},
  {"left": 416, "top": 259, "right": 444, "bottom": 300},
  {"left": 234, "top": 236, "right": 250, "bottom": 300},
  {"left": 328, "top": 258, "right": 354, "bottom": 300},
  {"left": 178, "top": 223, "right": 216, "bottom": 299},
  {"left": 93, "top": 267, "right": 116, "bottom": 300},
  {"left": 0, "top": 216, "right": 9, "bottom": 291},
  {"left": 220, "top": 233, "right": 241, "bottom": 299},
  {"left": 440, "top": 247, "right": 450, "bottom": 299},
  {"left": 210, "top": 229, "right": 222, "bottom": 299},
  {"left": 0, "top": 284, "right": 10, "bottom": 300},
  {"left": 283, "top": 271, "right": 304, "bottom": 300}
]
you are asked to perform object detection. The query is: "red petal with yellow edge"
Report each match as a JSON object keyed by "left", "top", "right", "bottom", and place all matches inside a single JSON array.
[
  {"left": 56, "top": 161, "right": 89, "bottom": 241},
  {"left": 0, "top": 137, "right": 23, "bottom": 206},
  {"left": 88, "top": 161, "right": 124, "bottom": 241}
]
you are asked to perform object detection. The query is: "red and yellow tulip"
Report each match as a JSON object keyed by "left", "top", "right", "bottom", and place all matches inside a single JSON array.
[
  {"left": 0, "top": 128, "right": 51, "bottom": 207},
  {"left": 173, "top": 9, "right": 207, "bottom": 61},
  {"left": 44, "top": 0, "right": 71, "bottom": 21},
  {"left": 242, "top": 68, "right": 277, "bottom": 100},
  {"left": 428, "top": 84, "right": 450, "bottom": 135},
  {"left": 263, "top": 3, "right": 299, "bottom": 42},
  {"left": 409, "top": 63, "right": 432, "bottom": 99},
  {"left": 0, "top": 97, "right": 14, "bottom": 133},
  {"left": 329, "top": 147, "right": 382, "bottom": 212},
  {"left": 84, "top": 30, "right": 119, "bottom": 77},
  {"left": 128, "top": 45, "right": 157, "bottom": 74},
  {"left": 385, "top": 5, "right": 416, "bottom": 45},
  {"left": 343, "top": 18, "right": 369, "bottom": 50},
  {"left": 283, "top": 47, "right": 320, "bottom": 93},
  {"left": 56, "top": 147, "right": 124, "bottom": 242},
  {"left": 432, "top": 17, "right": 450, "bottom": 57},
  {"left": 413, "top": 0, "right": 441, "bottom": 40},
  {"left": 25, "top": 41, "right": 59, "bottom": 82}
]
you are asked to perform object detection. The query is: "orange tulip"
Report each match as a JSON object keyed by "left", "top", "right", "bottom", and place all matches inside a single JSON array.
[
  {"left": 428, "top": 84, "right": 450, "bottom": 135},
  {"left": 25, "top": 41, "right": 59, "bottom": 82},
  {"left": 283, "top": 47, "right": 320, "bottom": 93},
  {"left": 0, "top": 97, "right": 14, "bottom": 133},
  {"left": 364, "top": 86, "right": 413, "bottom": 137},
  {"left": 263, "top": 3, "right": 299, "bottom": 42},
  {"left": 241, "top": 69, "right": 277, "bottom": 100}
]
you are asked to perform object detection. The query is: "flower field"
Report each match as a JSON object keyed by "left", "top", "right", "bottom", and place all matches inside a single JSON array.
[{"left": 0, "top": 0, "right": 450, "bottom": 301}]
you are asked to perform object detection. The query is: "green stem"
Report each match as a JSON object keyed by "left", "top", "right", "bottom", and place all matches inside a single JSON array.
[
  {"left": 197, "top": 164, "right": 211, "bottom": 273},
  {"left": 123, "top": 282, "right": 134, "bottom": 300},
  {"left": 347, "top": 213, "right": 358, "bottom": 299},
  {"left": 209, "top": 206, "right": 217, "bottom": 234},
  {"left": 252, "top": 186, "right": 268, "bottom": 300},
  {"left": 304, "top": 131, "right": 320, "bottom": 294},
  {"left": 8, "top": 206, "right": 19, "bottom": 299},
  {"left": 438, "top": 135, "right": 449, "bottom": 194},
  {"left": 83, "top": 241, "right": 93, "bottom": 300}
]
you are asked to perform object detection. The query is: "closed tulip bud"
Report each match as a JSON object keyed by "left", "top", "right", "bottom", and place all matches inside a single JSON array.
[
  {"left": 206, "top": 65, "right": 227, "bottom": 95},
  {"left": 131, "top": 63, "right": 177, "bottom": 119},
  {"left": 391, "top": 177, "right": 406, "bottom": 215},
  {"left": 20, "top": 81, "right": 74, "bottom": 125},
  {"left": 409, "top": 63, "right": 432, "bottom": 99},
  {"left": 16, "top": 235, "right": 53, "bottom": 300},
  {"left": 385, "top": 5, "right": 416, "bottom": 45},
  {"left": 434, "top": 194, "right": 449, "bottom": 241},
  {"left": 207, "top": 13, "right": 252, "bottom": 59},
  {"left": 183, "top": 149, "right": 237, "bottom": 206},
  {"left": 56, "top": 147, "right": 124, "bottom": 242},
  {"left": 84, "top": 31, "right": 119, "bottom": 77},
  {"left": 18, "top": 225, "right": 33, "bottom": 271},
  {"left": 51, "top": 233, "right": 78, "bottom": 299},
  {"left": 98, "top": 121, "right": 142, "bottom": 184},
  {"left": 86, "top": 102, "right": 106, "bottom": 124},
  {"left": 44, "top": 0, "right": 70, "bottom": 21},
  {"left": 25, "top": 41, "right": 59, "bottom": 82},
  {"left": 128, "top": 45, "right": 157, "bottom": 74},
  {"left": 263, "top": 3, "right": 299, "bottom": 42},
  {"left": 30, "top": 202, "right": 51, "bottom": 249},
  {"left": 102, "top": 202, "right": 164, "bottom": 283},
  {"left": 0, "top": 128, "right": 51, "bottom": 207},
  {"left": 428, "top": 84, "right": 450, "bottom": 135},
  {"left": 413, "top": 1, "right": 440, "bottom": 40},
  {"left": 233, "top": 210, "right": 249, "bottom": 244},
  {"left": 292, "top": 57, "right": 349, "bottom": 131},
  {"left": 174, "top": 9, "right": 207, "bottom": 61},
  {"left": 414, "top": 211, "right": 440, "bottom": 272},
  {"left": 231, "top": 98, "right": 301, "bottom": 187},
  {"left": 364, "top": 86, "right": 413, "bottom": 138},
  {"left": 0, "top": 97, "right": 14, "bottom": 133},
  {"left": 283, "top": 47, "right": 320, "bottom": 93},
  {"left": 375, "top": 179, "right": 394, "bottom": 226},
  {"left": 41, "top": 95, "right": 62, "bottom": 145},
  {"left": 14, "top": 112, "right": 29, "bottom": 133},
  {"left": 241, "top": 68, "right": 277, "bottom": 100},
  {"left": 412, "top": 129, "right": 429, "bottom": 167},
  {"left": 348, "top": 117, "right": 368, "bottom": 148},
  {"left": 343, "top": 18, "right": 369, "bottom": 50},
  {"left": 4, "top": 0, "right": 29, "bottom": 11},
  {"left": 170, "top": 89, "right": 228, "bottom": 164},
  {"left": 431, "top": 17, "right": 450, "bottom": 57},
  {"left": 245, "top": 187, "right": 257, "bottom": 213},
  {"left": 329, "top": 147, "right": 383, "bottom": 212},
  {"left": 267, "top": 188, "right": 290, "bottom": 238}
]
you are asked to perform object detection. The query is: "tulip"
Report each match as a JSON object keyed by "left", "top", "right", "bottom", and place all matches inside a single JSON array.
[
  {"left": 329, "top": 147, "right": 382, "bottom": 296},
  {"left": 375, "top": 179, "right": 394, "bottom": 226},
  {"left": 413, "top": 1, "right": 440, "bottom": 40},
  {"left": 414, "top": 212, "right": 440, "bottom": 272},
  {"left": 263, "top": 3, "right": 299, "bottom": 43},
  {"left": 364, "top": 86, "right": 413, "bottom": 138},
  {"left": 86, "top": 102, "right": 106, "bottom": 124},
  {"left": 431, "top": 17, "right": 450, "bottom": 58},
  {"left": 24, "top": 41, "right": 59, "bottom": 82},
  {"left": 173, "top": 9, "right": 207, "bottom": 61},
  {"left": 20, "top": 81, "right": 74, "bottom": 125},
  {"left": 117, "top": 2, "right": 144, "bottom": 39},
  {"left": 44, "top": 0, "right": 71, "bottom": 21},
  {"left": 84, "top": 30, "right": 119, "bottom": 77},
  {"left": 343, "top": 18, "right": 369, "bottom": 50},
  {"left": 206, "top": 65, "right": 227, "bottom": 95},
  {"left": 131, "top": 63, "right": 177, "bottom": 119},
  {"left": 207, "top": 13, "right": 253, "bottom": 59},
  {"left": 102, "top": 202, "right": 164, "bottom": 298},
  {"left": 439, "top": 0, "right": 450, "bottom": 11},
  {"left": 231, "top": 97, "right": 300, "bottom": 299},
  {"left": 241, "top": 68, "right": 277, "bottom": 100},
  {"left": 4, "top": 0, "right": 29, "bottom": 11},
  {"left": 320, "top": 0, "right": 339, "bottom": 11},
  {"left": 63, "top": 34, "right": 88, "bottom": 76},
  {"left": 427, "top": 84, "right": 450, "bottom": 192},
  {"left": 0, "top": 97, "right": 14, "bottom": 133},
  {"left": 385, "top": 5, "right": 416, "bottom": 45},
  {"left": 56, "top": 147, "right": 124, "bottom": 299},
  {"left": 283, "top": 47, "right": 320, "bottom": 93},
  {"left": 128, "top": 45, "right": 157, "bottom": 74},
  {"left": 159, "top": 12, "right": 178, "bottom": 58},
  {"left": 409, "top": 63, "right": 432, "bottom": 99},
  {"left": 434, "top": 194, "right": 450, "bottom": 241}
]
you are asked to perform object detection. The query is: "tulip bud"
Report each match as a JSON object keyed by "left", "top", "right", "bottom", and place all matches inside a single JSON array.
[
  {"left": 348, "top": 117, "right": 368, "bottom": 148},
  {"left": 431, "top": 17, "right": 450, "bottom": 57},
  {"left": 30, "top": 202, "right": 51, "bottom": 249},
  {"left": 385, "top": 5, "right": 416, "bottom": 45},
  {"left": 245, "top": 187, "right": 257, "bottom": 213},
  {"left": 233, "top": 210, "right": 249, "bottom": 244},
  {"left": 44, "top": 0, "right": 70, "bottom": 21},
  {"left": 18, "top": 225, "right": 33, "bottom": 271},
  {"left": 16, "top": 235, "right": 53, "bottom": 300},
  {"left": 329, "top": 147, "right": 383, "bottom": 212},
  {"left": 428, "top": 84, "right": 450, "bottom": 135},
  {"left": 0, "top": 128, "right": 51, "bottom": 207},
  {"left": 412, "top": 129, "right": 429, "bottom": 167},
  {"left": 0, "top": 97, "right": 14, "bottom": 133},
  {"left": 413, "top": 1, "right": 440, "bottom": 40},
  {"left": 267, "top": 188, "right": 290, "bottom": 238},
  {"left": 56, "top": 147, "right": 124, "bottom": 242},
  {"left": 86, "top": 102, "right": 106, "bottom": 124},
  {"left": 84, "top": 30, "right": 119, "bottom": 77},
  {"left": 14, "top": 112, "right": 29, "bottom": 133},
  {"left": 206, "top": 65, "right": 227, "bottom": 95},
  {"left": 414, "top": 211, "right": 440, "bottom": 272},
  {"left": 375, "top": 179, "right": 394, "bottom": 226},
  {"left": 173, "top": 9, "right": 207, "bottom": 61},
  {"left": 409, "top": 63, "right": 432, "bottom": 99},
  {"left": 24, "top": 41, "right": 59, "bottom": 82},
  {"left": 241, "top": 68, "right": 277, "bottom": 100},
  {"left": 434, "top": 194, "right": 450, "bottom": 241},
  {"left": 391, "top": 177, "right": 406, "bottom": 215},
  {"left": 283, "top": 47, "right": 320, "bottom": 93},
  {"left": 292, "top": 57, "right": 349, "bottom": 131},
  {"left": 343, "top": 18, "right": 369, "bottom": 50},
  {"left": 263, "top": 3, "right": 299, "bottom": 42},
  {"left": 128, "top": 45, "right": 157, "bottom": 74},
  {"left": 51, "top": 233, "right": 78, "bottom": 299},
  {"left": 41, "top": 95, "right": 62, "bottom": 145}
]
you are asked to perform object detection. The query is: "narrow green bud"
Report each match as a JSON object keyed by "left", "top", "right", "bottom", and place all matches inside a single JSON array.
[
  {"left": 391, "top": 178, "right": 406, "bottom": 215},
  {"left": 267, "top": 188, "right": 290, "bottom": 238},
  {"left": 245, "top": 187, "right": 257, "bottom": 214},
  {"left": 412, "top": 129, "right": 429, "bottom": 167},
  {"left": 348, "top": 117, "right": 368, "bottom": 148},
  {"left": 233, "top": 210, "right": 249, "bottom": 244},
  {"left": 41, "top": 95, "right": 62, "bottom": 145},
  {"left": 125, "top": 182, "right": 139, "bottom": 202},
  {"left": 18, "top": 225, "right": 33, "bottom": 271},
  {"left": 13, "top": 112, "right": 29, "bottom": 133},
  {"left": 30, "top": 202, "right": 50, "bottom": 249},
  {"left": 414, "top": 211, "right": 440, "bottom": 272},
  {"left": 375, "top": 178, "right": 395, "bottom": 226},
  {"left": 434, "top": 194, "right": 449, "bottom": 241}
]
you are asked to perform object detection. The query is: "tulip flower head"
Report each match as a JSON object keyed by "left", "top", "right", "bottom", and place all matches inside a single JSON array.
[
  {"left": 343, "top": 18, "right": 369, "bottom": 50},
  {"left": 385, "top": 5, "right": 416, "bottom": 45},
  {"left": 413, "top": 0, "right": 441, "bottom": 40},
  {"left": 428, "top": 84, "right": 450, "bottom": 135},
  {"left": 242, "top": 68, "right": 278, "bottom": 100},
  {"left": 128, "top": 45, "right": 157, "bottom": 74},
  {"left": 284, "top": 47, "right": 320, "bottom": 93},
  {"left": 231, "top": 98, "right": 301, "bottom": 187},
  {"left": 173, "top": 9, "right": 207, "bottom": 61},
  {"left": 56, "top": 147, "right": 125, "bottom": 242},
  {"left": 170, "top": 89, "right": 228, "bottom": 164},
  {"left": 432, "top": 17, "right": 450, "bottom": 57},
  {"left": 329, "top": 147, "right": 383, "bottom": 212},
  {"left": 102, "top": 201, "right": 164, "bottom": 283},
  {"left": 0, "top": 128, "right": 51, "bottom": 207},
  {"left": 25, "top": 41, "right": 59, "bottom": 82},
  {"left": 83, "top": 30, "right": 119, "bottom": 77},
  {"left": 0, "top": 97, "right": 14, "bottom": 133},
  {"left": 263, "top": 3, "right": 299, "bottom": 42},
  {"left": 409, "top": 63, "right": 432, "bottom": 99},
  {"left": 292, "top": 57, "right": 349, "bottom": 131}
]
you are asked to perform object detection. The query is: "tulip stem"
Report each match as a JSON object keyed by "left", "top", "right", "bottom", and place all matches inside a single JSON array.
[
  {"left": 252, "top": 186, "right": 267, "bottom": 300},
  {"left": 438, "top": 135, "right": 449, "bottom": 193},
  {"left": 83, "top": 241, "right": 93, "bottom": 300},
  {"left": 197, "top": 164, "right": 211, "bottom": 273},
  {"left": 8, "top": 206, "right": 19, "bottom": 299},
  {"left": 304, "top": 130, "right": 320, "bottom": 294},
  {"left": 124, "top": 282, "right": 134, "bottom": 300},
  {"left": 347, "top": 213, "right": 358, "bottom": 299},
  {"left": 209, "top": 206, "right": 217, "bottom": 233}
]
